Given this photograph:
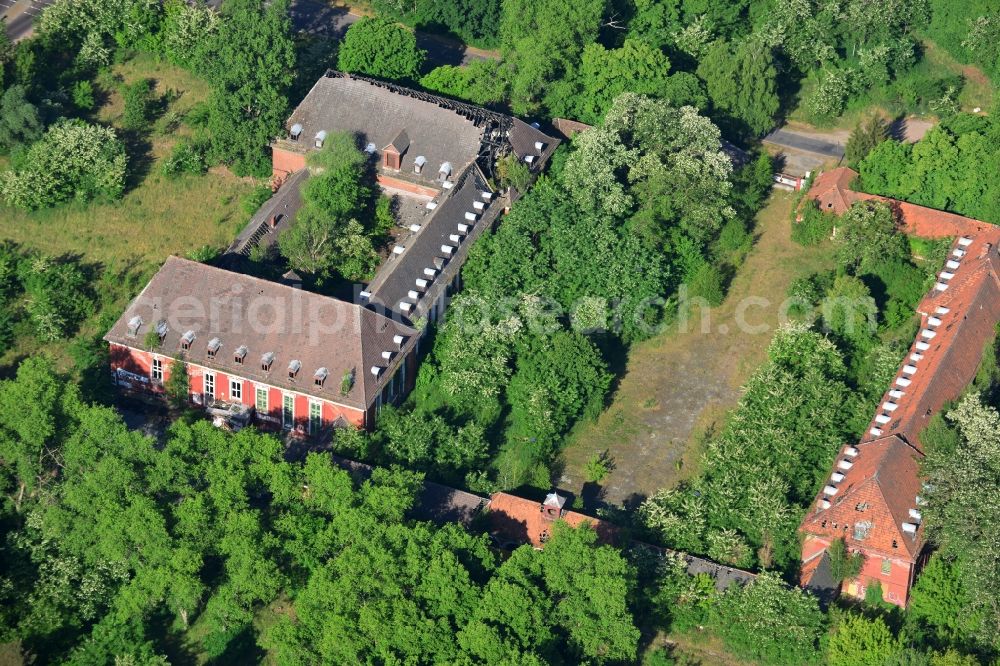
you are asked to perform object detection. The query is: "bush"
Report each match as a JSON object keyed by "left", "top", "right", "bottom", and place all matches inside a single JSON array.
[
  {"left": 0, "top": 119, "right": 127, "bottom": 210},
  {"left": 160, "top": 138, "right": 207, "bottom": 177},
  {"left": 120, "top": 78, "right": 154, "bottom": 131},
  {"left": 792, "top": 203, "right": 834, "bottom": 246},
  {"left": 71, "top": 80, "right": 96, "bottom": 111}
]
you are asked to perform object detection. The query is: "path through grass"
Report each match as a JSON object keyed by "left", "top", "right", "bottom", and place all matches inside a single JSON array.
[{"left": 558, "top": 192, "right": 835, "bottom": 507}]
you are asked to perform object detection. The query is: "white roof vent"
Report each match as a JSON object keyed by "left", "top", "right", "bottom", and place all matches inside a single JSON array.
[
  {"left": 896, "top": 377, "right": 912, "bottom": 387},
  {"left": 823, "top": 485, "right": 839, "bottom": 496},
  {"left": 481, "top": 191, "right": 493, "bottom": 201},
  {"left": 399, "top": 301, "right": 413, "bottom": 312},
  {"left": 902, "top": 522, "right": 918, "bottom": 534},
  {"left": 952, "top": 248, "right": 966, "bottom": 258},
  {"left": 831, "top": 472, "right": 845, "bottom": 483},
  {"left": 393, "top": 334, "right": 405, "bottom": 346},
  {"left": 928, "top": 316, "right": 942, "bottom": 326},
  {"left": 875, "top": 413, "right": 892, "bottom": 424},
  {"left": 921, "top": 329, "right": 937, "bottom": 339},
  {"left": 524, "top": 154, "right": 536, "bottom": 164},
  {"left": 127, "top": 315, "right": 143, "bottom": 336},
  {"left": 939, "top": 271, "right": 954, "bottom": 281},
  {"left": 883, "top": 401, "right": 898, "bottom": 412},
  {"left": 903, "top": 364, "right": 917, "bottom": 375},
  {"left": 314, "top": 130, "right": 327, "bottom": 148},
  {"left": 870, "top": 427, "right": 882, "bottom": 436},
  {"left": 910, "top": 353, "right": 923, "bottom": 362},
  {"left": 838, "top": 459, "right": 854, "bottom": 470},
  {"left": 409, "top": 223, "right": 421, "bottom": 232},
  {"left": 958, "top": 236, "right": 973, "bottom": 247},
  {"left": 889, "top": 389, "right": 905, "bottom": 398},
  {"left": 415, "top": 278, "right": 428, "bottom": 288},
  {"left": 393, "top": 245, "right": 405, "bottom": 255},
  {"left": 946, "top": 259, "right": 960, "bottom": 270},
  {"left": 934, "top": 282, "right": 949, "bottom": 292},
  {"left": 371, "top": 366, "right": 382, "bottom": 377},
  {"left": 473, "top": 200, "right": 485, "bottom": 211},
  {"left": 909, "top": 508, "right": 922, "bottom": 521},
  {"left": 935, "top": 306, "right": 950, "bottom": 314},
  {"left": 820, "top": 499, "right": 831, "bottom": 509},
  {"left": 534, "top": 140, "right": 545, "bottom": 151},
  {"left": 449, "top": 234, "right": 461, "bottom": 243},
  {"left": 457, "top": 223, "right": 469, "bottom": 233},
  {"left": 364, "top": 142, "right": 377, "bottom": 154},
  {"left": 381, "top": 350, "right": 393, "bottom": 360},
  {"left": 426, "top": 201, "right": 438, "bottom": 210},
  {"left": 442, "top": 180, "right": 454, "bottom": 189},
  {"left": 464, "top": 212, "right": 477, "bottom": 221},
  {"left": 423, "top": 267, "right": 437, "bottom": 277},
  {"left": 290, "top": 123, "right": 303, "bottom": 139},
  {"left": 915, "top": 341, "right": 930, "bottom": 351},
  {"left": 844, "top": 446, "right": 859, "bottom": 457},
  {"left": 441, "top": 245, "right": 454, "bottom": 255},
  {"left": 408, "top": 290, "right": 420, "bottom": 300}
]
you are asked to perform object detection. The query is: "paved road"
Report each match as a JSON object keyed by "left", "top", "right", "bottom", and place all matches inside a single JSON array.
[
  {"left": 763, "top": 128, "right": 846, "bottom": 158},
  {"left": 2, "top": 0, "right": 54, "bottom": 42}
]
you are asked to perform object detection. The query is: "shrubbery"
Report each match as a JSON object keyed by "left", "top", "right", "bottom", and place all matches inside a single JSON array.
[{"left": 0, "top": 120, "right": 126, "bottom": 210}]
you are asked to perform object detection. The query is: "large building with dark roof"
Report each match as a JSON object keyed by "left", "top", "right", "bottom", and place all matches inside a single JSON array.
[
  {"left": 107, "top": 72, "right": 559, "bottom": 431},
  {"left": 799, "top": 168, "right": 1000, "bottom": 606}
]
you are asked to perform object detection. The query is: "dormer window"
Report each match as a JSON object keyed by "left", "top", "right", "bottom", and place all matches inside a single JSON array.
[
  {"left": 288, "top": 359, "right": 301, "bottom": 379},
  {"left": 234, "top": 345, "right": 248, "bottom": 364},
  {"left": 261, "top": 352, "right": 275, "bottom": 372},
  {"left": 314, "top": 367, "right": 328, "bottom": 387},
  {"left": 155, "top": 320, "right": 168, "bottom": 341},
  {"left": 180, "top": 330, "right": 195, "bottom": 350},
  {"left": 314, "top": 130, "right": 327, "bottom": 148},
  {"left": 207, "top": 337, "right": 221, "bottom": 359},
  {"left": 290, "top": 123, "right": 303, "bottom": 140},
  {"left": 853, "top": 521, "right": 872, "bottom": 540},
  {"left": 127, "top": 316, "right": 143, "bottom": 337}
]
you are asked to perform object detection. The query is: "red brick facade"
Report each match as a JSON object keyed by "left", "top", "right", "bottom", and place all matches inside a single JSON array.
[{"left": 107, "top": 342, "right": 417, "bottom": 432}]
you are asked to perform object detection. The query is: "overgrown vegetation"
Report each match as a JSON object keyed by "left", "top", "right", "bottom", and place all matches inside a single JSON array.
[{"left": 858, "top": 113, "right": 1000, "bottom": 224}]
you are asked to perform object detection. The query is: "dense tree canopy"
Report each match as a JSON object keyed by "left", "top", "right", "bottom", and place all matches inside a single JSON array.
[
  {"left": 337, "top": 16, "right": 425, "bottom": 82},
  {"left": 201, "top": 0, "right": 295, "bottom": 176},
  {"left": 858, "top": 114, "right": 1000, "bottom": 224}
]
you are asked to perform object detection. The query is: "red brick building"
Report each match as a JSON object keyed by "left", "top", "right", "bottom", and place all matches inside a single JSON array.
[
  {"left": 799, "top": 168, "right": 1000, "bottom": 606},
  {"left": 105, "top": 257, "right": 416, "bottom": 432}
]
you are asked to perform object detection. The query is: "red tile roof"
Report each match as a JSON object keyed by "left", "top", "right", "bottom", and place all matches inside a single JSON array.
[
  {"left": 486, "top": 492, "right": 619, "bottom": 547},
  {"left": 801, "top": 436, "right": 924, "bottom": 560},
  {"left": 801, "top": 168, "right": 1000, "bottom": 591}
]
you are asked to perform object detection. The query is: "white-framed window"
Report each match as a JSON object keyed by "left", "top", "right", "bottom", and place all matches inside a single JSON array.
[
  {"left": 230, "top": 378, "right": 242, "bottom": 401},
  {"left": 255, "top": 386, "right": 268, "bottom": 412},
  {"left": 204, "top": 372, "right": 215, "bottom": 399},
  {"left": 151, "top": 357, "right": 163, "bottom": 382},
  {"left": 282, "top": 394, "right": 294, "bottom": 429},
  {"left": 309, "top": 401, "right": 322, "bottom": 434}
]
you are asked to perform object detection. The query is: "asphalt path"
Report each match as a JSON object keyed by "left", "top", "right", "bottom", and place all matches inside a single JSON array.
[{"left": 763, "top": 128, "right": 846, "bottom": 158}]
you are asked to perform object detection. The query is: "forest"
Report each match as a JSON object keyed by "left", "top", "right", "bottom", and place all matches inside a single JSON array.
[{"left": 0, "top": 0, "right": 998, "bottom": 662}]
